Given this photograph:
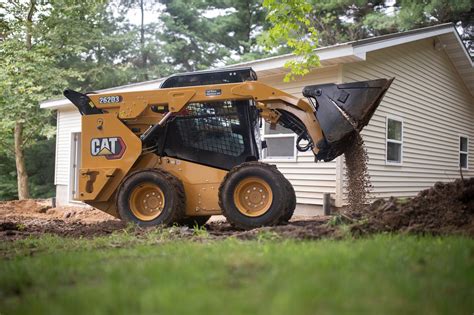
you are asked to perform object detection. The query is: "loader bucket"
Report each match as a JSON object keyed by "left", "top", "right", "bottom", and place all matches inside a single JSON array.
[{"left": 302, "top": 78, "right": 394, "bottom": 161}]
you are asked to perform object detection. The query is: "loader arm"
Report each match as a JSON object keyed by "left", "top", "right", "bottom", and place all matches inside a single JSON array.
[
  {"left": 63, "top": 76, "right": 392, "bottom": 202},
  {"left": 66, "top": 78, "right": 392, "bottom": 162},
  {"left": 65, "top": 82, "right": 326, "bottom": 157}
]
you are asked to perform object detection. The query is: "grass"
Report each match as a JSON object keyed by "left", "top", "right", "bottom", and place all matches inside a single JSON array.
[{"left": 0, "top": 232, "right": 473, "bottom": 315}]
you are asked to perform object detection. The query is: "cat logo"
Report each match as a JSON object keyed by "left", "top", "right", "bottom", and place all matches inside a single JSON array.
[{"left": 90, "top": 137, "right": 126, "bottom": 160}]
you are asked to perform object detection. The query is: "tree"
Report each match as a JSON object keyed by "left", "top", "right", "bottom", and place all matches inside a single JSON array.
[
  {"left": 116, "top": 0, "right": 270, "bottom": 75},
  {"left": 0, "top": 0, "right": 133, "bottom": 200},
  {"left": 206, "top": 0, "right": 270, "bottom": 62},
  {"left": 158, "top": 0, "right": 230, "bottom": 72},
  {"left": 0, "top": 0, "right": 68, "bottom": 199},
  {"left": 260, "top": 0, "right": 320, "bottom": 81},
  {"left": 261, "top": 0, "right": 473, "bottom": 81},
  {"left": 372, "top": 0, "right": 473, "bottom": 57},
  {"left": 42, "top": 0, "right": 137, "bottom": 91}
]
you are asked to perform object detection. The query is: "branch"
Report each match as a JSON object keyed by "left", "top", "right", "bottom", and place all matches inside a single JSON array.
[
  {"left": 21, "top": 128, "right": 36, "bottom": 147},
  {"left": 0, "top": 138, "right": 15, "bottom": 155},
  {"left": 27, "top": 0, "right": 36, "bottom": 21},
  {"left": 8, "top": 0, "right": 20, "bottom": 8},
  {"left": 25, "top": 0, "right": 36, "bottom": 50}
]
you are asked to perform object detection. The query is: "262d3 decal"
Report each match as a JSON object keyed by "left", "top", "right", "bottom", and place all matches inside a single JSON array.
[{"left": 90, "top": 137, "right": 126, "bottom": 160}]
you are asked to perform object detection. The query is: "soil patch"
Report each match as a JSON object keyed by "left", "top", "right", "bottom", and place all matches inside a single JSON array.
[
  {"left": 0, "top": 199, "right": 335, "bottom": 241},
  {"left": 1, "top": 176, "right": 473, "bottom": 241},
  {"left": 352, "top": 178, "right": 474, "bottom": 236}
]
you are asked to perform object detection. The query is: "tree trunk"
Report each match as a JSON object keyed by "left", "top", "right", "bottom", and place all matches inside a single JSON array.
[
  {"left": 14, "top": 122, "right": 30, "bottom": 200},
  {"left": 12, "top": 0, "right": 36, "bottom": 200}
]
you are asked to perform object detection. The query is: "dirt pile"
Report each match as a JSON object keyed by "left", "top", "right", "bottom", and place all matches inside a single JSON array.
[
  {"left": 0, "top": 199, "right": 123, "bottom": 240},
  {"left": 343, "top": 133, "right": 372, "bottom": 214},
  {"left": 0, "top": 199, "right": 115, "bottom": 223},
  {"left": 352, "top": 178, "right": 474, "bottom": 236}
]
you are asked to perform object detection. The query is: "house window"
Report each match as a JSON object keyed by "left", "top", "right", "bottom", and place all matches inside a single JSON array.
[
  {"left": 262, "top": 123, "right": 296, "bottom": 160},
  {"left": 460, "top": 136, "right": 468, "bottom": 169},
  {"left": 386, "top": 118, "right": 403, "bottom": 164}
]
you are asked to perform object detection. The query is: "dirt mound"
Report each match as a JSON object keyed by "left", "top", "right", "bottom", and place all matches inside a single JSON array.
[
  {"left": 0, "top": 199, "right": 121, "bottom": 240},
  {"left": 0, "top": 199, "right": 115, "bottom": 222},
  {"left": 352, "top": 178, "right": 474, "bottom": 236},
  {"left": 0, "top": 199, "right": 52, "bottom": 214}
]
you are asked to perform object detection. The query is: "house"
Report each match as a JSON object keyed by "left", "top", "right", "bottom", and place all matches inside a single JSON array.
[{"left": 41, "top": 23, "right": 474, "bottom": 209}]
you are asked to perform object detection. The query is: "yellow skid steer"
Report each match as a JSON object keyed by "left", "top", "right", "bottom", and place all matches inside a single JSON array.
[{"left": 64, "top": 68, "right": 392, "bottom": 229}]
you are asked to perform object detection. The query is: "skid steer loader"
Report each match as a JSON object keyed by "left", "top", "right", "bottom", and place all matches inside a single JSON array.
[{"left": 64, "top": 68, "right": 393, "bottom": 229}]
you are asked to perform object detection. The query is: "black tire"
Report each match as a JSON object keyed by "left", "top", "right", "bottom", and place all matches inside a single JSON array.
[
  {"left": 176, "top": 216, "right": 211, "bottom": 228},
  {"left": 117, "top": 169, "right": 185, "bottom": 227},
  {"left": 280, "top": 177, "right": 296, "bottom": 223},
  {"left": 218, "top": 162, "right": 288, "bottom": 229}
]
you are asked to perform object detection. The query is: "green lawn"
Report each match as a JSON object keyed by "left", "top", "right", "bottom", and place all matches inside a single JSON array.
[{"left": 1, "top": 231, "right": 473, "bottom": 315}]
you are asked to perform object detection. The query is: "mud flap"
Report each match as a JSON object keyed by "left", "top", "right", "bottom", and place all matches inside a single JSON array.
[{"left": 303, "top": 78, "right": 394, "bottom": 161}]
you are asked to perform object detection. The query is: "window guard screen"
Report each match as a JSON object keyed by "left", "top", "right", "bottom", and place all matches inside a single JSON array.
[{"left": 174, "top": 101, "right": 245, "bottom": 157}]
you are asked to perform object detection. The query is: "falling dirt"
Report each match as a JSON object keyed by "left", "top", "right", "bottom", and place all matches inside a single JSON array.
[{"left": 343, "top": 133, "right": 372, "bottom": 216}]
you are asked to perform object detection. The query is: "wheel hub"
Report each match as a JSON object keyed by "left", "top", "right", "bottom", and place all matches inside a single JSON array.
[
  {"left": 129, "top": 183, "right": 165, "bottom": 221},
  {"left": 234, "top": 177, "right": 273, "bottom": 217}
]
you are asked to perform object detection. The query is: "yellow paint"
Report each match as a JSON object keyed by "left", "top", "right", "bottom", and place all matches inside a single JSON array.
[
  {"left": 129, "top": 182, "right": 165, "bottom": 221},
  {"left": 233, "top": 177, "right": 273, "bottom": 217},
  {"left": 77, "top": 80, "right": 327, "bottom": 219}
]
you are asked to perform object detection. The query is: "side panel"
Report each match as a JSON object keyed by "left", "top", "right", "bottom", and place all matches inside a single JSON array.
[
  {"left": 130, "top": 154, "right": 227, "bottom": 216},
  {"left": 79, "top": 113, "right": 141, "bottom": 202},
  {"left": 158, "top": 157, "right": 227, "bottom": 216}
]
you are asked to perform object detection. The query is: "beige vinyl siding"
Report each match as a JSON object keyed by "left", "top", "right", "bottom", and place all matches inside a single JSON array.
[
  {"left": 342, "top": 38, "right": 474, "bottom": 200},
  {"left": 55, "top": 108, "right": 81, "bottom": 186},
  {"left": 259, "top": 66, "right": 339, "bottom": 205}
]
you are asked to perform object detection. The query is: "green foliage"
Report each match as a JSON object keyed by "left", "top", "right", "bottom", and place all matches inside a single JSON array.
[
  {"left": 158, "top": 0, "right": 229, "bottom": 72},
  {"left": 261, "top": 0, "right": 473, "bottom": 81},
  {"left": 0, "top": 152, "right": 18, "bottom": 200},
  {"left": 158, "top": 0, "right": 269, "bottom": 72},
  {"left": 0, "top": 137, "right": 56, "bottom": 200},
  {"left": 192, "top": 224, "right": 210, "bottom": 238},
  {"left": 1, "top": 235, "right": 473, "bottom": 314},
  {"left": 24, "top": 138, "right": 56, "bottom": 198},
  {"left": 0, "top": 39, "right": 70, "bottom": 135},
  {"left": 208, "top": 0, "right": 270, "bottom": 59},
  {"left": 261, "top": 0, "right": 320, "bottom": 81}
]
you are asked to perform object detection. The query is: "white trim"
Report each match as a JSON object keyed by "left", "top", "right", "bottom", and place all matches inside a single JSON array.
[
  {"left": 53, "top": 111, "right": 60, "bottom": 185},
  {"left": 385, "top": 116, "right": 404, "bottom": 165},
  {"left": 68, "top": 131, "right": 83, "bottom": 205},
  {"left": 353, "top": 27, "right": 453, "bottom": 55},
  {"left": 459, "top": 135, "right": 469, "bottom": 170},
  {"left": 260, "top": 123, "right": 297, "bottom": 162}
]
